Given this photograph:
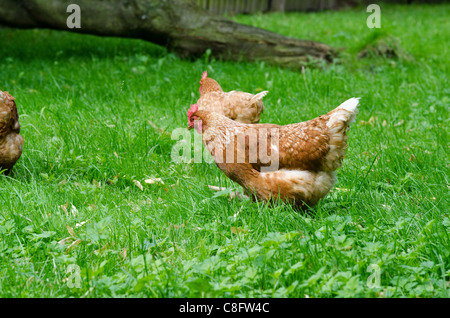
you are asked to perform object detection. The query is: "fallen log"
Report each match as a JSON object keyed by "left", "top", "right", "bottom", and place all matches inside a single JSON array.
[{"left": 0, "top": 0, "right": 335, "bottom": 68}]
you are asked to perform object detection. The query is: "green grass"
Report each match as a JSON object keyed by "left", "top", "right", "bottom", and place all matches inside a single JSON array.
[{"left": 0, "top": 4, "right": 449, "bottom": 297}]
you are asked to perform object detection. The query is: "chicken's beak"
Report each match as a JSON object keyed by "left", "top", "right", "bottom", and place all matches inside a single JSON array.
[
  {"left": 187, "top": 105, "right": 199, "bottom": 130},
  {"left": 187, "top": 116, "right": 197, "bottom": 130},
  {"left": 187, "top": 116, "right": 202, "bottom": 133},
  {"left": 187, "top": 113, "right": 195, "bottom": 130}
]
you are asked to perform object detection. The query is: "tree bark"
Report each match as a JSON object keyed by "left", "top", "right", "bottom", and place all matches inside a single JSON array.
[{"left": 0, "top": 0, "right": 335, "bottom": 68}]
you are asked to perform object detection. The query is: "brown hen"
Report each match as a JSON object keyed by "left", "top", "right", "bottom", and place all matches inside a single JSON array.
[
  {"left": 0, "top": 91, "right": 24, "bottom": 175},
  {"left": 187, "top": 98, "right": 359, "bottom": 209}
]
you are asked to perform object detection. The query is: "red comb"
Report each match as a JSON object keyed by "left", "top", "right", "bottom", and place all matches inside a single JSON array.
[
  {"left": 201, "top": 71, "right": 207, "bottom": 80},
  {"left": 188, "top": 104, "right": 198, "bottom": 115},
  {"left": 187, "top": 104, "right": 198, "bottom": 119},
  {"left": 187, "top": 104, "right": 199, "bottom": 127}
]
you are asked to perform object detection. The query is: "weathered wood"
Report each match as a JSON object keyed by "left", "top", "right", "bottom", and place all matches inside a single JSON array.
[
  {"left": 270, "top": 0, "right": 286, "bottom": 12},
  {"left": 0, "top": 0, "right": 335, "bottom": 68}
]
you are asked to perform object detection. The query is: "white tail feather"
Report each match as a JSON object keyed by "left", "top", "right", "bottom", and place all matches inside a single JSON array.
[
  {"left": 323, "top": 98, "right": 360, "bottom": 171},
  {"left": 250, "top": 91, "right": 268, "bottom": 103},
  {"left": 337, "top": 97, "right": 360, "bottom": 112},
  {"left": 327, "top": 97, "right": 360, "bottom": 129}
]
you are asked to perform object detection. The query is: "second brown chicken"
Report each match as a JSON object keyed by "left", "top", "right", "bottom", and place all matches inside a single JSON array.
[{"left": 193, "top": 71, "right": 268, "bottom": 124}]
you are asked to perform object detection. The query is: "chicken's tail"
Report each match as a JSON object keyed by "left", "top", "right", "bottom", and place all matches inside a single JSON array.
[
  {"left": 327, "top": 97, "right": 360, "bottom": 128},
  {"left": 323, "top": 98, "right": 360, "bottom": 171},
  {"left": 250, "top": 91, "right": 269, "bottom": 104}
]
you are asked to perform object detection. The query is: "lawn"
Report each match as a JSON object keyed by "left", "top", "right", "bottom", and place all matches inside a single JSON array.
[{"left": 0, "top": 4, "right": 448, "bottom": 297}]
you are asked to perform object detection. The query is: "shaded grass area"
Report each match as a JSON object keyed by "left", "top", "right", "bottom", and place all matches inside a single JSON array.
[{"left": 0, "top": 4, "right": 448, "bottom": 297}]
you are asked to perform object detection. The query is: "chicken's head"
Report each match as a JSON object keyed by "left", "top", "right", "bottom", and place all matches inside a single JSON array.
[
  {"left": 199, "top": 71, "right": 222, "bottom": 95},
  {"left": 187, "top": 104, "right": 202, "bottom": 133}
]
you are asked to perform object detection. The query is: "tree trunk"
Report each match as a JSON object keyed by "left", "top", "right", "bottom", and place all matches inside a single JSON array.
[{"left": 0, "top": 0, "right": 335, "bottom": 68}]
